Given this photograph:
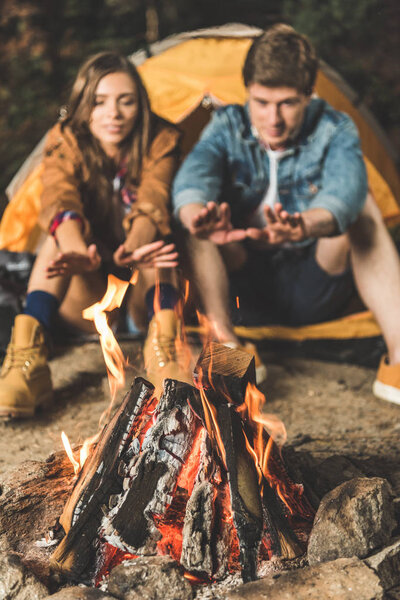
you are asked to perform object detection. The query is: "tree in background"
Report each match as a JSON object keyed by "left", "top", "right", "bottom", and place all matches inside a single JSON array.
[
  {"left": 283, "top": 0, "right": 400, "bottom": 163},
  {"left": 1, "top": 0, "right": 398, "bottom": 199}
]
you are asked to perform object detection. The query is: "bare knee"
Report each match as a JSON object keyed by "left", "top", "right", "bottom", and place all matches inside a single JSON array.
[
  {"left": 315, "top": 234, "right": 350, "bottom": 275},
  {"left": 349, "top": 193, "right": 382, "bottom": 250}
]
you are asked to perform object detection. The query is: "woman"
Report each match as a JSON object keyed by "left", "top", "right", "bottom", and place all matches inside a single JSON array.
[{"left": 0, "top": 52, "right": 191, "bottom": 419}]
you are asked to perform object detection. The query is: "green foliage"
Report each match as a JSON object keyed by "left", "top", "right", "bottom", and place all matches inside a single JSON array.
[
  {"left": 1, "top": 0, "right": 398, "bottom": 196},
  {"left": 282, "top": 0, "right": 399, "bottom": 157}
]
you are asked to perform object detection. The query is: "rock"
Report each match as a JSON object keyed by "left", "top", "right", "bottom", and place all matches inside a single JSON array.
[
  {"left": 365, "top": 537, "right": 400, "bottom": 590},
  {"left": 225, "top": 557, "right": 383, "bottom": 600},
  {"left": 42, "top": 587, "right": 115, "bottom": 599},
  {"left": 0, "top": 552, "right": 48, "bottom": 600},
  {"left": 0, "top": 453, "right": 75, "bottom": 584},
  {"left": 106, "top": 555, "right": 193, "bottom": 600},
  {"left": 308, "top": 477, "right": 396, "bottom": 565}
]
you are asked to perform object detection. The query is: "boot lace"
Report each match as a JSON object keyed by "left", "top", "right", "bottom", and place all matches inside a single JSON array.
[{"left": 1, "top": 343, "right": 39, "bottom": 375}]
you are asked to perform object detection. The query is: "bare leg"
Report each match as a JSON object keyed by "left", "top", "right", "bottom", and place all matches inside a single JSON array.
[
  {"left": 315, "top": 194, "right": 400, "bottom": 365},
  {"left": 315, "top": 233, "right": 350, "bottom": 275},
  {"left": 349, "top": 194, "right": 400, "bottom": 365},
  {"left": 178, "top": 229, "right": 245, "bottom": 343},
  {"left": 125, "top": 216, "right": 179, "bottom": 329}
]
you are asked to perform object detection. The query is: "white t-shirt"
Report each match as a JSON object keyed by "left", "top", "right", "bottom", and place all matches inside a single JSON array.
[{"left": 248, "top": 145, "right": 284, "bottom": 228}]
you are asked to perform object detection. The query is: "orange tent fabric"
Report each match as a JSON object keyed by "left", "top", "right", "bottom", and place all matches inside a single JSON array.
[{"left": 1, "top": 26, "right": 398, "bottom": 343}]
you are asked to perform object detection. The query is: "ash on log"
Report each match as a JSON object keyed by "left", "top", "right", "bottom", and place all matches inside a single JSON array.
[
  {"left": 50, "top": 342, "right": 311, "bottom": 585},
  {"left": 193, "top": 343, "right": 305, "bottom": 573},
  {"left": 50, "top": 377, "right": 154, "bottom": 580},
  {"left": 101, "top": 379, "right": 200, "bottom": 553}
]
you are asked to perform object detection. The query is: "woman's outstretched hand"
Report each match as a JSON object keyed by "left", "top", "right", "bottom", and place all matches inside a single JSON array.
[
  {"left": 113, "top": 240, "right": 179, "bottom": 269},
  {"left": 46, "top": 244, "right": 102, "bottom": 278}
]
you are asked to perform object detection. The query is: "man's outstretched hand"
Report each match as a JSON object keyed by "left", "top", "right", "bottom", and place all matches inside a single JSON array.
[
  {"left": 189, "top": 201, "right": 248, "bottom": 245},
  {"left": 247, "top": 203, "right": 307, "bottom": 245},
  {"left": 113, "top": 240, "right": 179, "bottom": 269},
  {"left": 46, "top": 244, "right": 101, "bottom": 278}
]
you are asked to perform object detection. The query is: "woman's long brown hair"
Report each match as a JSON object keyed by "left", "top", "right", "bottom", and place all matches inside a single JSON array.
[{"left": 62, "top": 52, "right": 153, "bottom": 230}]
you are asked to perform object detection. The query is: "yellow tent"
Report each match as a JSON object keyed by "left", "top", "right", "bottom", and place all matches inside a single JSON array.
[{"left": 1, "top": 24, "right": 399, "bottom": 345}]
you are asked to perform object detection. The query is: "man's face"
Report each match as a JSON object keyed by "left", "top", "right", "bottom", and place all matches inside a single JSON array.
[{"left": 247, "top": 83, "right": 310, "bottom": 150}]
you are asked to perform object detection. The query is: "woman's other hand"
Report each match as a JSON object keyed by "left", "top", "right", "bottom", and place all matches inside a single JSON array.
[
  {"left": 46, "top": 244, "right": 101, "bottom": 278},
  {"left": 113, "top": 240, "right": 178, "bottom": 269}
]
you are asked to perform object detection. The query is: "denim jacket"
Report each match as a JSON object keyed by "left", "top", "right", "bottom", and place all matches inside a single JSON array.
[{"left": 172, "top": 99, "right": 367, "bottom": 235}]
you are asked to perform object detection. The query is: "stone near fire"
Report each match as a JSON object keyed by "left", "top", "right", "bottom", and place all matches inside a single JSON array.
[
  {"left": 307, "top": 477, "right": 396, "bottom": 565},
  {"left": 42, "top": 587, "right": 115, "bottom": 599},
  {"left": 365, "top": 536, "right": 400, "bottom": 590},
  {"left": 0, "top": 453, "right": 75, "bottom": 584},
  {"left": 225, "top": 557, "right": 383, "bottom": 600},
  {"left": 0, "top": 552, "right": 48, "bottom": 600},
  {"left": 106, "top": 555, "right": 193, "bottom": 600}
]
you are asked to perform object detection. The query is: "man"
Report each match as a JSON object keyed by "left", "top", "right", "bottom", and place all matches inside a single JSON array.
[{"left": 172, "top": 23, "right": 400, "bottom": 403}]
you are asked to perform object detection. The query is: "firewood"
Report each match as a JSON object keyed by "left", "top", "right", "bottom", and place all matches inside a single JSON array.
[
  {"left": 193, "top": 342, "right": 256, "bottom": 405},
  {"left": 101, "top": 379, "right": 199, "bottom": 554},
  {"left": 50, "top": 377, "right": 154, "bottom": 580}
]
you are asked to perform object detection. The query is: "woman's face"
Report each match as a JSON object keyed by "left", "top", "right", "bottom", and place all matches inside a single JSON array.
[{"left": 89, "top": 71, "right": 138, "bottom": 157}]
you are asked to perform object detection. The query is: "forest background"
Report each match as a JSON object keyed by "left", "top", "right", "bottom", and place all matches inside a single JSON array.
[{"left": 1, "top": 0, "right": 399, "bottom": 204}]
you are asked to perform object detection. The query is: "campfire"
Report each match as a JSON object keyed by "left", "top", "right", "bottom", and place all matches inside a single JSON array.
[{"left": 49, "top": 275, "right": 315, "bottom": 588}]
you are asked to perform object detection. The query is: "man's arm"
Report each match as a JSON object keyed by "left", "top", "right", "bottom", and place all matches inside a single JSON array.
[{"left": 306, "top": 117, "right": 368, "bottom": 233}]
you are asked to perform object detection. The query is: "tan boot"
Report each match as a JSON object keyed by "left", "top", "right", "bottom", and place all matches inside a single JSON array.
[
  {"left": 0, "top": 315, "right": 53, "bottom": 419},
  {"left": 143, "top": 309, "right": 193, "bottom": 396}
]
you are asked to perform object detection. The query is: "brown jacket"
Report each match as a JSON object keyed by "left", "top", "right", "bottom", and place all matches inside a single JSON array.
[{"left": 38, "top": 117, "right": 181, "bottom": 243}]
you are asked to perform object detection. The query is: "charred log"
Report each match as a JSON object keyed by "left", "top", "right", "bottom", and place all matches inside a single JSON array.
[
  {"left": 101, "top": 380, "right": 199, "bottom": 554},
  {"left": 50, "top": 377, "right": 154, "bottom": 580}
]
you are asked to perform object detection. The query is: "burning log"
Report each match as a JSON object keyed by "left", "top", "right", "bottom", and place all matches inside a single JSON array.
[
  {"left": 50, "top": 377, "right": 154, "bottom": 580},
  {"left": 50, "top": 342, "right": 312, "bottom": 585},
  {"left": 101, "top": 380, "right": 200, "bottom": 554},
  {"left": 193, "top": 343, "right": 304, "bottom": 579}
]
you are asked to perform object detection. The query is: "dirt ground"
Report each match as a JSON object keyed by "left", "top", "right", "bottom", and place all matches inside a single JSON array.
[{"left": 1, "top": 335, "right": 399, "bottom": 486}]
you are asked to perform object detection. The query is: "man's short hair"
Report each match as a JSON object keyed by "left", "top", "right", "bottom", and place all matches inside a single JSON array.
[{"left": 243, "top": 24, "right": 318, "bottom": 96}]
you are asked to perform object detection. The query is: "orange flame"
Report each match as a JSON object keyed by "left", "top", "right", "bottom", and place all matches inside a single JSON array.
[
  {"left": 62, "top": 271, "right": 138, "bottom": 473},
  {"left": 236, "top": 383, "right": 287, "bottom": 494},
  {"left": 82, "top": 273, "right": 135, "bottom": 393},
  {"left": 183, "top": 279, "right": 190, "bottom": 304},
  {"left": 79, "top": 432, "right": 100, "bottom": 469},
  {"left": 236, "top": 296, "right": 240, "bottom": 309},
  {"left": 61, "top": 431, "right": 80, "bottom": 475},
  {"left": 195, "top": 366, "right": 227, "bottom": 469}
]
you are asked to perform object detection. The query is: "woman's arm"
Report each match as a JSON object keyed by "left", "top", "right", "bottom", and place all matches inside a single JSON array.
[
  {"left": 38, "top": 123, "right": 91, "bottom": 238},
  {"left": 123, "top": 122, "right": 181, "bottom": 239}
]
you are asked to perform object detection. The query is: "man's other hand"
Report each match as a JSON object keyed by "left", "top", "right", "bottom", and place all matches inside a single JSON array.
[
  {"left": 187, "top": 201, "right": 248, "bottom": 245},
  {"left": 247, "top": 203, "right": 307, "bottom": 245}
]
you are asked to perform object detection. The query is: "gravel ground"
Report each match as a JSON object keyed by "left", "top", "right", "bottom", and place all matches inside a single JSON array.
[{"left": 0, "top": 337, "right": 399, "bottom": 482}]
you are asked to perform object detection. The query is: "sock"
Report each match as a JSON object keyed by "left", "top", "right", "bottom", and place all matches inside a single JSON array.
[
  {"left": 24, "top": 290, "right": 59, "bottom": 331},
  {"left": 145, "top": 283, "right": 179, "bottom": 321}
]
